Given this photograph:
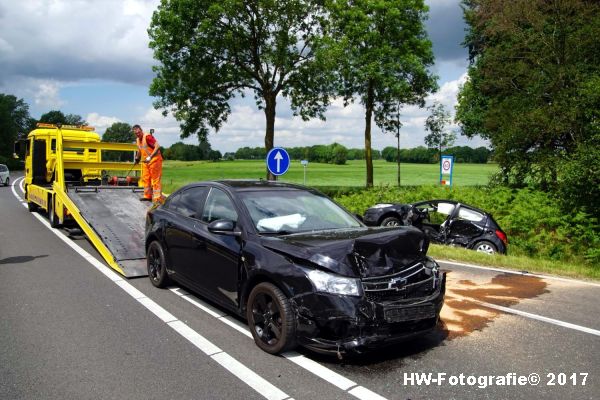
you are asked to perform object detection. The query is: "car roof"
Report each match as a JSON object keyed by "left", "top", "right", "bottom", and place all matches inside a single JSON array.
[{"left": 412, "top": 199, "right": 488, "bottom": 215}]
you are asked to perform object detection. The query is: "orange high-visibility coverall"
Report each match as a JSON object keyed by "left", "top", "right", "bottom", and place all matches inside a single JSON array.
[{"left": 136, "top": 132, "right": 165, "bottom": 203}]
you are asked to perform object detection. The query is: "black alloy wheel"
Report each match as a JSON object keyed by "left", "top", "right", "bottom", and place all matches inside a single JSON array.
[
  {"left": 147, "top": 241, "right": 171, "bottom": 288},
  {"left": 247, "top": 282, "right": 296, "bottom": 354}
]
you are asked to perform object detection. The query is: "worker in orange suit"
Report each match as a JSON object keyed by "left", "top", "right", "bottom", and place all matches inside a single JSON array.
[{"left": 133, "top": 124, "right": 165, "bottom": 204}]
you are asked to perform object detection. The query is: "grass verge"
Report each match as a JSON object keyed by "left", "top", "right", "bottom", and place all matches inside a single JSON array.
[{"left": 428, "top": 244, "right": 600, "bottom": 281}]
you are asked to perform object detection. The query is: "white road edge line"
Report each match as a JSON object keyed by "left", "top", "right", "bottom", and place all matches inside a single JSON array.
[
  {"left": 438, "top": 259, "right": 600, "bottom": 288},
  {"left": 11, "top": 176, "right": 25, "bottom": 203},
  {"left": 168, "top": 288, "right": 390, "bottom": 400},
  {"left": 9, "top": 177, "right": 292, "bottom": 400},
  {"left": 475, "top": 299, "right": 600, "bottom": 337}
]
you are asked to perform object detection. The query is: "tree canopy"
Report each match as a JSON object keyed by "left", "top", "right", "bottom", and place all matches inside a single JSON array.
[
  {"left": 102, "top": 122, "right": 134, "bottom": 161},
  {"left": 149, "top": 0, "right": 332, "bottom": 178},
  {"left": 0, "top": 93, "right": 32, "bottom": 161},
  {"left": 323, "top": 0, "right": 437, "bottom": 186},
  {"left": 424, "top": 101, "right": 456, "bottom": 162},
  {"left": 38, "top": 110, "right": 86, "bottom": 126},
  {"left": 456, "top": 0, "right": 600, "bottom": 205}
]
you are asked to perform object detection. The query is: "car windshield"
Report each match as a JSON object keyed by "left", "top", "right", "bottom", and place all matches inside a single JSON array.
[{"left": 240, "top": 189, "right": 361, "bottom": 234}]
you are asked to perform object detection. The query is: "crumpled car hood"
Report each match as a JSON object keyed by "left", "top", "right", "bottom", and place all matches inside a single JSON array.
[{"left": 260, "top": 227, "right": 427, "bottom": 278}]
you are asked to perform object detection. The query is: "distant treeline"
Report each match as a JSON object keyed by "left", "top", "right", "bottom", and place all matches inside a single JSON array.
[
  {"left": 162, "top": 141, "right": 222, "bottom": 161},
  {"left": 229, "top": 143, "right": 377, "bottom": 165},
  {"left": 382, "top": 146, "right": 492, "bottom": 164},
  {"left": 228, "top": 144, "right": 491, "bottom": 164}
]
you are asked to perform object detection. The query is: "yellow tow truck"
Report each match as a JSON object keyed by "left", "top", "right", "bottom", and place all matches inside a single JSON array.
[{"left": 15, "top": 123, "right": 150, "bottom": 277}]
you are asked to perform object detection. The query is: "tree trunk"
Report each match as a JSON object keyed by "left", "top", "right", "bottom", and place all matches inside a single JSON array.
[
  {"left": 364, "top": 82, "right": 374, "bottom": 187},
  {"left": 264, "top": 93, "right": 276, "bottom": 181}
]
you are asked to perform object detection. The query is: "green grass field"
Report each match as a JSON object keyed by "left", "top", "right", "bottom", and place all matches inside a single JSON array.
[{"left": 162, "top": 159, "right": 498, "bottom": 193}]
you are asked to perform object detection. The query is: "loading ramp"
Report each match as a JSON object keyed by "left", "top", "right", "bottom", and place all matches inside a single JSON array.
[{"left": 68, "top": 186, "right": 151, "bottom": 277}]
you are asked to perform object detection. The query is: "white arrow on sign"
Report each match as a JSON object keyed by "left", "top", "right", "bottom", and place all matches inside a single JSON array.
[{"left": 274, "top": 151, "right": 283, "bottom": 173}]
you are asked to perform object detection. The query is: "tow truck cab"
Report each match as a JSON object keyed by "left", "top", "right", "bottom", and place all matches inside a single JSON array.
[{"left": 19, "top": 123, "right": 103, "bottom": 187}]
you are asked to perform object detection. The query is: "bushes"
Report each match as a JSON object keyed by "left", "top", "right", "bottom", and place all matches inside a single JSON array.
[
  {"left": 333, "top": 185, "right": 600, "bottom": 265},
  {"left": 0, "top": 155, "right": 24, "bottom": 170}
]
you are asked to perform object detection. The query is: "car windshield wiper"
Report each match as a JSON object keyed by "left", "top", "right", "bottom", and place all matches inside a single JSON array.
[{"left": 259, "top": 230, "right": 295, "bottom": 236}]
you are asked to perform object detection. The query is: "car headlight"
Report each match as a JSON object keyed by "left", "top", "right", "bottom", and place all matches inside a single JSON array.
[
  {"left": 424, "top": 257, "right": 441, "bottom": 287},
  {"left": 307, "top": 269, "right": 362, "bottom": 296}
]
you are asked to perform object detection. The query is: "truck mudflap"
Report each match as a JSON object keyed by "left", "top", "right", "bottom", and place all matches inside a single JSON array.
[{"left": 68, "top": 186, "right": 151, "bottom": 277}]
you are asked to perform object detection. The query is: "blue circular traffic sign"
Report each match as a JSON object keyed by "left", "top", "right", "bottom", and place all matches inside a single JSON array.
[{"left": 266, "top": 147, "right": 290, "bottom": 176}]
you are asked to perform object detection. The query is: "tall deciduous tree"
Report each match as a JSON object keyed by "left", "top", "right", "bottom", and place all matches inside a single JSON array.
[
  {"left": 102, "top": 122, "right": 134, "bottom": 161},
  {"left": 456, "top": 0, "right": 600, "bottom": 194},
  {"left": 0, "top": 93, "right": 32, "bottom": 159},
  {"left": 148, "top": 0, "right": 332, "bottom": 179},
  {"left": 324, "top": 0, "right": 437, "bottom": 187},
  {"left": 38, "top": 110, "right": 86, "bottom": 126},
  {"left": 424, "top": 101, "right": 456, "bottom": 163}
]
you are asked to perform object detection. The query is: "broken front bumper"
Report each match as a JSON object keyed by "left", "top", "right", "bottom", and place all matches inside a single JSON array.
[{"left": 293, "top": 273, "right": 446, "bottom": 355}]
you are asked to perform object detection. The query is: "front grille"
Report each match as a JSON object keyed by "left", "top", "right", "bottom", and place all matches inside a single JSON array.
[
  {"left": 362, "top": 263, "right": 436, "bottom": 302},
  {"left": 384, "top": 304, "right": 437, "bottom": 323}
]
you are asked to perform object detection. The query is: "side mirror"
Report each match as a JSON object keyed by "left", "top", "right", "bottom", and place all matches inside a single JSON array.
[
  {"left": 354, "top": 213, "right": 364, "bottom": 222},
  {"left": 208, "top": 219, "right": 241, "bottom": 236}
]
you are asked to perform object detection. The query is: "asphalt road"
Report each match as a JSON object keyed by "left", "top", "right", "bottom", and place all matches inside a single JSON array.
[{"left": 1, "top": 174, "right": 598, "bottom": 400}]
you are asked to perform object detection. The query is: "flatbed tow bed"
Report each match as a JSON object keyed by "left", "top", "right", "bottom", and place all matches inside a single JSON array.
[{"left": 18, "top": 123, "right": 150, "bottom": 278}]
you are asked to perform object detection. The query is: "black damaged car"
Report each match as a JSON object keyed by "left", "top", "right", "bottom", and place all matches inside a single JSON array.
[
  {"left": 364, "top": 199, "right": 508, "bottom": 254},
  {"left": 145, "top": 181, "right": 445, "bottom": 355}
]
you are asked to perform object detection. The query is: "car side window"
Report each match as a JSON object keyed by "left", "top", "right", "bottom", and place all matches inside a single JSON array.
[
  {"left": 201, "top": 188, "right": 238, "bottom": 223},
  {"left": 165, "top": 192, "right": 182, "bottom": 210},
  {"left": 168, "top": 187, "right": 208, "bottom": 218},
  {"left": 457, "top": 207, "right": 484, "bottom": 222}
]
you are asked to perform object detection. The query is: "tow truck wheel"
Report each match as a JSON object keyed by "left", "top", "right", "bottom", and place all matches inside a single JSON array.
[
  {"left": 147, "top": 241, "right": 171, "bottom": 288},
  {"left": 247, "top": 282, "right": 296, "bottom": 354},
  {"left": 48, "top": 199, "right": 60, "bottom": 228}
]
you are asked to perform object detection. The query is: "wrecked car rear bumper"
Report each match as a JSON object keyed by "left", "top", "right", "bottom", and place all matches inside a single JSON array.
[{"left": 294, "top": 273, "right": 446, "bottom": 355}]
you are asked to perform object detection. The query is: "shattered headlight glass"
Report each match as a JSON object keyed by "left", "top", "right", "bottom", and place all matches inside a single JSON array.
[{"left": 307, "top": 269, "right": 362, "bottom": 297}]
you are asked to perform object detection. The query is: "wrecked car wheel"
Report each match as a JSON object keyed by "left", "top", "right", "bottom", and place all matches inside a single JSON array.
[
  {"left": 147, "top": 241, "right": 171, "bottom": 288},
  {"left": 247, "top": 282, "right": 296, "bottom": 354},
  {"left": 381, "top": 216, "right": 401, "bottom": 227},
  {"left": 475, "top": 240, "right": 497, "bottom": 254}
]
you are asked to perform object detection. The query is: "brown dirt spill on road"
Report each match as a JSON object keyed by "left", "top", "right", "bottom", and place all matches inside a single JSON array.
[{"left": 440, "top": 271, "right": 549, "bottom": 339}]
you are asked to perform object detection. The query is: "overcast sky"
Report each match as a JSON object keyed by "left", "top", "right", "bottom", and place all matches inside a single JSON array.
[{"left": 0, "top": 0, "right": 484, "bottom": 152}]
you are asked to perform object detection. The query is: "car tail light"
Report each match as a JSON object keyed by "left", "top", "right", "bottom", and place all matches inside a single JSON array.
[{"left": 495, "top": 230, "right": 508, "bottom": 245}]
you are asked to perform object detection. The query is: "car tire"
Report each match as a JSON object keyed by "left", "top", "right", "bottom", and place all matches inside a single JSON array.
[
  {"left": 381, "top": 216, "right": 401, "bottom": 227},
  {"left": 4, "top": 177, "right": 9, "bottom": 187},
  {"left": 247, "top": 282, "right": 296, "bottom": 354},
  {"left": 474, "top": 240, "right": 497, "bottom": 254},
  {"left": 147, "top": 241, "right": 171, "bottom": 288},
  {"left": 48, "top": 199, "right": 60, "bottom": 228}
]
